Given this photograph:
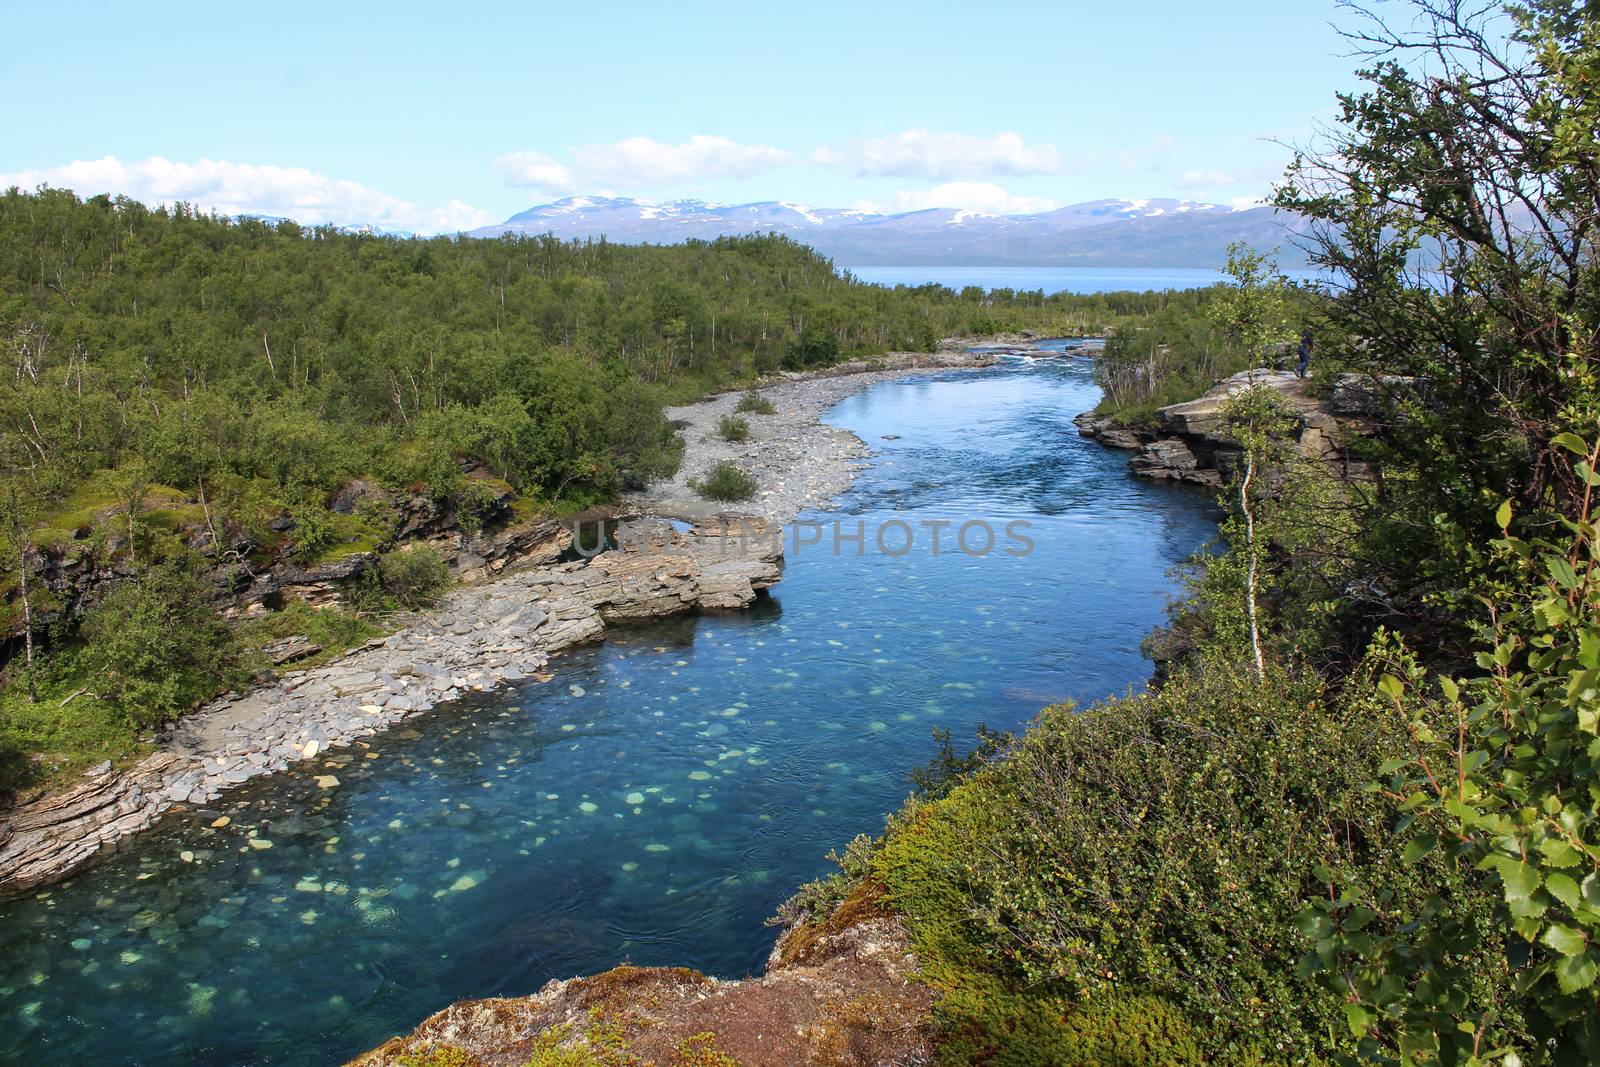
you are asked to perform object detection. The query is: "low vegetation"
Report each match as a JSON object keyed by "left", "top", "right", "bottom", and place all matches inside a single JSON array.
[
  {"left": 733, "top": 391, "right": 775, "bottom": 415},
  {"left": 714, "top": 414, "right": 750, "bottom": 442},
  {"left": 688, "top": 461, "right": 758, "bottom": 503},
  {"left": 374, "top": 545, "right": 452, "bottom": 611}
]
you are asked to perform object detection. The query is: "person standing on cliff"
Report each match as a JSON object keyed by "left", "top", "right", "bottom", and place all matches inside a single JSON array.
[{"left": 1295, "top": 328, "right": 1314, "bottom": 378}]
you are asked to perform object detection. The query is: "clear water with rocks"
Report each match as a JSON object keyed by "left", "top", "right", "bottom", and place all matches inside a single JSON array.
[{"left": 0, "top": 355, "right": 1216, "bottom": 1065}]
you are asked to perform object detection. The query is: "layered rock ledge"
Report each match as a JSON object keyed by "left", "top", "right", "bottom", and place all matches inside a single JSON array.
[{"left": 1075, "top": 368, "right": 1393, "bottom": 487}]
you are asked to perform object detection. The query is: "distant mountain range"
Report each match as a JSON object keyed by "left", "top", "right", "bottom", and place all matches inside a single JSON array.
[{"left": 468, "top": 197, "right": 1311, "bottom": 269}]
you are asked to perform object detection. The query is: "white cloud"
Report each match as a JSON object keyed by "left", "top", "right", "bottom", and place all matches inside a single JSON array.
[
  {"left": 1173, "top": 160, "right": 1286, "bottom": 191},
  {"left": 494, "top": 151, "right": 576, "bottom": 193},
  {"left": 861, "top": 182, "right": 1059, "bottom": 216},
  {"left": 0, "top": 156, "right": 493, "bottom": 233},
  {"left": 819, "top": 130, "right": 1059, "bottom": 179},
  {"left": 497, "top": 135, "right": 792, "bottom": 190}
]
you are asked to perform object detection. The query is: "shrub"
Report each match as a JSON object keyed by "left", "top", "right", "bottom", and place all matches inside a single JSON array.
[
  {"left": 378, "top": 545, "right": 451, "bottom": 609},
  {"left": 715, "top": 414, "right": 750, "bottom": 442},
  {"left": 454, "top": 480, "right": 507, "bottom": 536},
  {"left": 81, "top": 561, "right": 238, "bottom": 728},
  {"left": 289, "top": 505, "right": 337, "bottom": 560},
  {"left": 734, "top": 391, "right": 776, "bottom": 415},
  {"left": 782, "top": 324, "right": 840, "bottom": 370},
  {"left": 688, "top": 461, "right": 758, "bottom": 503},
  {"left": 237, "top": 598, "right": 382, "bottom": 665}
]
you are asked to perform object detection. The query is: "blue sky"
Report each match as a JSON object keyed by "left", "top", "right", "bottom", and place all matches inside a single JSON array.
[{"left": 0, "top": 1, "right": 1363, "bottom": 231}]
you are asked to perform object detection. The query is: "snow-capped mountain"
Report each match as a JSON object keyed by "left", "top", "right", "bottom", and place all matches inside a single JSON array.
[{"left": 469, "top": 197, "right": 1305, "bottom": 268}]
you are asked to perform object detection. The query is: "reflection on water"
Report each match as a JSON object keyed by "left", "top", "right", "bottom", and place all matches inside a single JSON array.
[{"left": 0, "top": 358, "right": 1217, "bottom": 1065}]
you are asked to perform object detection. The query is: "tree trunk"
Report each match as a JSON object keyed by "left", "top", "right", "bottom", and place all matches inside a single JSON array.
[
  {"left": 1241, "top": 453, "right": 1265, "bottom": 681},
  {"left": 16, "top": 544, "right": 36, "bottom": 702}
]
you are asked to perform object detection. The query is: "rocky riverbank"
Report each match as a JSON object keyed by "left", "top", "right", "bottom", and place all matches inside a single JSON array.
[
  {"left": 1074, "top": 368, "right": 1388, "bottom": 487},
  {"left": 0, "top": 347, "right": 997, "bottom": 896},
  {"left": 627, "top": 347, "right": 997, "bottom": 524}
]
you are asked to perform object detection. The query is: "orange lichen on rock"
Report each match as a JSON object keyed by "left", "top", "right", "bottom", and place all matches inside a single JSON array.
[{"left": 348, "top": 902, "right": 934, "bottom": 1067}]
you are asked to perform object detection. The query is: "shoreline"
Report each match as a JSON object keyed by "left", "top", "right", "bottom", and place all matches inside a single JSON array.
[{"left": 0, "top": 347, "right": 1000, "bottom": 896}]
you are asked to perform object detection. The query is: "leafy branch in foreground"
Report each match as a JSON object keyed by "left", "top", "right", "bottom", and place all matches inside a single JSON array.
[{"left": 1303, "top": 433, "right": 1600, "bottom": 1064}]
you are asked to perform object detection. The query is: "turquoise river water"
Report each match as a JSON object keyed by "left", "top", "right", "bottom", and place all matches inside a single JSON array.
[{"left": 0, "top": 354, "right": 1216, "bottom": 1065}]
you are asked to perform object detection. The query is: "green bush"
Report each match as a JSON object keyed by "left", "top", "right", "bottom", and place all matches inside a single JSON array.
[
  {"left": 80, "top": 562, "right": 239, "bottom": 728},
  {"left": 289, "top": 505, "right": 337, "bottom": 560},
  {"left": 715, "top": 414, "right": 750, "bottom": 442},
  {"left": 782, "top": 324, "right": 840, "bottom": 370},
  {"left": 734, "top": 391, "right": 776, "bottom": 415},
  {"left": 378, "top": 545, "right": 451, "bottom": 609},
  {"left": 688, "top": 461, "right": 758, "bottom": 503}
]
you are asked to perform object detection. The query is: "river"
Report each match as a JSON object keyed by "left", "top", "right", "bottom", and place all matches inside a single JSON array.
[{"left": 0, "top": 354, "right": 1216, "bottom": 1065}]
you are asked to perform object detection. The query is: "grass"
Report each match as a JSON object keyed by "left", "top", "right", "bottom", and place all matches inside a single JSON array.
[
  {"left": 0, "top": 648, "right": 147, "bottom": 792},
  {"left": 305, "top": 512, "right": 388, "bottom": 565},
  {"left": 689, "top": 461, "right": 759, "bottom": 502},
  {"left": 234, "top": 599, "right": 387, "bottom": 671}
]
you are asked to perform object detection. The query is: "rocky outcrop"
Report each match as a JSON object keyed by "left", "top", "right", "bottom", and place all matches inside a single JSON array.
[
  {"left": 350, "top": 891, "right": 934, "bottom": 1067},
  {"left": 1076, "top": 369, "right": 1391, "bottom": 488},
  {"left": 0, "top": 514, "right": 783, "bottom": 896},
  {"left": 0, "top": 754, "right": 184, "bottom": 895}
]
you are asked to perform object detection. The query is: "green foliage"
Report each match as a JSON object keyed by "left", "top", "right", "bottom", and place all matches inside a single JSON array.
[
  {"left": 1304, "top": 480, "right": 1600, "bottom": 1062},
  {"left": 454, "top": 480, "right": 508, "bottom": 536},
  {"left": 289, "top": 505, "right": 337, "bottom": 561},
  {"left": 1274, "top": 0, "right": 1600, "bottom": 652},
  {"left": 235, "top": 599, "right": 383, "bottom": 669},
  {"left": 1093, "top": 282, "right": 1325, "bottom": 423},
  {"left": 773, "top": 833, "right": 881, "bottom": 929},
  {"left": 1210, "top": 245, "right": 1297, "bottom": 365},
  {"left": 908, "top": 723, "right": 1014, "bottom": 801},
  {"left": 688, "top": 461, "right": 757, "bottom": 503},
  {"left": 671, "top": 1032, "right": 739, "bottom": 1067},
  {"left": 864, "top": 657, "right": 1501, "bottom": 1063},
  {"left": 733, "top": 391, "right": 775, "bottom": 415},
  {"left": 79, "top": 561, "right": 240, "bottom": 728},
  {"left": 0, "top": 645, "right": 149, "bottom": 791},
  {"left": 714, "top": 414, "right": 750, "bottom": 442},
  {"left": 782, "top": 323, "right": 841, "bottom": 370},
  {"left": 378, "top": 545, "right": 451, "bottom": 610}
]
